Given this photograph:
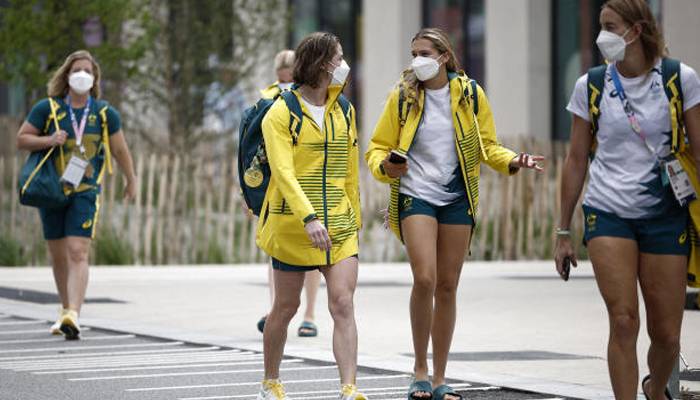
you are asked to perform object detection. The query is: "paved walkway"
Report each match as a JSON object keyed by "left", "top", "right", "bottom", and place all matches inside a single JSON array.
[{"left": 0, "top": 262, "right": 698, "bottom": 399}]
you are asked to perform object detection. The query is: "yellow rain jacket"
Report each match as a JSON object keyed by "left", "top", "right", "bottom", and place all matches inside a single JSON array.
[
  {"left": 260, "top": 82, "right": 283, "bottom": 100},
  {"left": 257, "top": 85, "right": 361, "bottom": 266},
  {"left": 365, "top": 72, "right": 517, "bottom": 241}
]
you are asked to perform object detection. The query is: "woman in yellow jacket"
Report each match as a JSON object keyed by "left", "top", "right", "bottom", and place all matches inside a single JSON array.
[
  {"left": 366, "top": 28, "right": 543, "bottom": 400},
  {"left": 256, "top": 49, "right": 323, "bottom": 340},
  {"left": 255, "top": 32, "right": 365, "bottom": 400}
]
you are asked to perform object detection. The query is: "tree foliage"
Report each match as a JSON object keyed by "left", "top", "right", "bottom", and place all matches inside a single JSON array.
[
  {"left": 0, "top": 0, "right": 155, "bottom": 107},
  {"left": 0, "top": 0, "right": 287, "bottom": 153}
]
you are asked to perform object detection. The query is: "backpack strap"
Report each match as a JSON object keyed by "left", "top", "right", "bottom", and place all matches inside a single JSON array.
[
  {"left": 398, "top": 85, "right": 413, "bottom": 127},
  {"left": 96, "top": 100, "right": 113, "bottom": 184},
  {"left": 46, "top": 98, "right": 66, "bottom": 171},
  {"left": 280, "top": 90, "right": 303, "bottom": 145},
  {"left": 466, "top": 79, "right": 479, "bottom": 115},
  {"left": 662, "top": 58, "right": 685, "bottom": 154},
  {"left": 587, "top": 65, "right": 607, "bottom": 137},
  {"left": 337, "top": 94, "right": 352, "bottom": 131},
  {"left": 44, "top": 97, "right": 62, "bottom": 134}
]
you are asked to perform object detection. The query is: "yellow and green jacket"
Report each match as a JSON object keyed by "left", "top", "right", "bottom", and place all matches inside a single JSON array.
[
  {"left": 365, "top": 72, "right": 517, "bottom": 241},
  {"left": 260, "top": 82, "right": 283, "bottom": 100},
  {"left": 257, "top": 84, "right": 361, "bottom": 266}
]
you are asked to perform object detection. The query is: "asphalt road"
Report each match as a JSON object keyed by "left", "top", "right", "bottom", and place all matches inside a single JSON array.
[{"left": 0, "top": 313, "right": 575, "bottom": 400}]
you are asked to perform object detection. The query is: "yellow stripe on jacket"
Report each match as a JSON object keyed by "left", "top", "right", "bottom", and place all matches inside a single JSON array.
[{"left": 365, "top": 72, "right": 517, "bottom": 241}]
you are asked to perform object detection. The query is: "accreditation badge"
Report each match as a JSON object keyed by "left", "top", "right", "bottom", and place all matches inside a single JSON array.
[
  {"left": 61, "top": 155, "right": 88, "bottom": 188},
  {"left": 663, "top": 157, "right": 697, "bottom": 207}
]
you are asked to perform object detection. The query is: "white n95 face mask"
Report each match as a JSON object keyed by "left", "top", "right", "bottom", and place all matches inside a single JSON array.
[
  {"left": 411, "top": 55, "right": 443, "bottom": 82},
  {"left": 331, "top": 60, "right": 351, "bottom": 85},
  {"left": 68, "top": 71, "right": 94, "bottom": 95},
  {"left": 596, "top": 29, "right": 630, "bottom": 62}
]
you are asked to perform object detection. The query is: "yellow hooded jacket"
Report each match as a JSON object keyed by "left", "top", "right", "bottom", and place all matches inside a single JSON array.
[
  {"left": 260, "top": 82, "right": 283, "bottom": 100},
  {"left": 257, "top": 85, "right": 361, "bottom": 266},
  {"left": 365, "top": 72, "right": 517, "bottom": 241}
]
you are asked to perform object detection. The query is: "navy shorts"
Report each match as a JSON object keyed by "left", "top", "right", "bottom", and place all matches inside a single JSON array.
[
  {"left": 39, "top": 190, "right": 100, "bottom": 240},
  {"left": 582, "top": 205, "right": 689, "bottom": 255},
  {"left": 398, "top": 193, "right": 474, "bottom": 225},
  {"left": 272, "top": 254, "right": 358, "bottom": 272}
]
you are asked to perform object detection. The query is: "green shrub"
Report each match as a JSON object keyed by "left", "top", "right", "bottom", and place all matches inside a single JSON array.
[
  {"left": 94, "top": 228, "right": 135, "bottom": 265},
  {"left": 197, "top": 238, "right": 226, "bottom": 264},
  {"left": 0, "top": 234, "right": 28, "bottom": 266}
]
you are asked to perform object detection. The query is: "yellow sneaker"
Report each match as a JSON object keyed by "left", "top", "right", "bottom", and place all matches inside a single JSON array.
[
  {"left": 256, "top": 379, "right": 288, "bottom": 400},
  {"left": 340, "top": 384, "right": 367, "bottom": 400},
  {"left": 50, "top": 309, "right": 67, "bottom": 335},
  {"left": 59, "top": 309, "right": 81, "bottom": 340}
]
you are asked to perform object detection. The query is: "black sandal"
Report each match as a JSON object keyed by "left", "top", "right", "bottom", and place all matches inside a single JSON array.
[
  {"left": 257, "top": 315, "right": 267, "bottom": 333},
  {"left": 433, "top": 384, "right": 463, "bottom": 400}
]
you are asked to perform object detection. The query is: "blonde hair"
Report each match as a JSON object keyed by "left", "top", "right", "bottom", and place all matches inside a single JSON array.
[
  {"left": 400, "top": 28, "right": 462, "bottom": 103},
  {"left": 47, "top": 50, "right": 102, "bottom": 98},
  {"left": 274, "top": 49, "right": 295, "bottom": 71},
  {"left": 603, "top": 0, "right": 666, "bottom": 69}
]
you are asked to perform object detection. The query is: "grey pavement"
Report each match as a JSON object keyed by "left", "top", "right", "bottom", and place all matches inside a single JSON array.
[{"left": 0, "top": 262, "right": 698, "bottom": 400}]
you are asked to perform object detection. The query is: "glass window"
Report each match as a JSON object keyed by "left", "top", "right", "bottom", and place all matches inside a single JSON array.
[
  {"left": 288, "top": 0, "right": 362, "bottom": 116},
  {"left": 552, "top": 0, "right": 663, "bottom": 141},
  {"left": 423, "top": 0, "right": 485, "bottom": 84}
]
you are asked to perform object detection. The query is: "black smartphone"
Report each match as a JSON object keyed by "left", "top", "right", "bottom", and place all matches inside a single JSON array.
[
  {"left": 561, "top": 256, "right": 571, "bottom": 282},
  {"left": 389, "top": 150, "right": 407, "bottom": 164}
]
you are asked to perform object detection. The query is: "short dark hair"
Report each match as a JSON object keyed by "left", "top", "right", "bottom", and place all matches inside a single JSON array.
[{"left": 293, "top": 32, "right": 340, "bottom": 88}]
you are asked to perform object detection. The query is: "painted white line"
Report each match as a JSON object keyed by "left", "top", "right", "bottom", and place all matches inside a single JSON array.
[
  {"left": 0, "top": 334, "right": 135, "bottom": 345},
  {"left": 0, "top": 343, "right": 201, "bottom": 361},
  {"left": 7, "top": 350, "right": 251, "bottom": 370},
  {"left": 0, "top": 341, "right": 184, "bottom": 354},
  {"left": 9, "top": 350, "right": 256, "bottom": 368},
  {"left": 2, "top": 348, "right": 239, "bottom": 367},
  {"left": 284, "top": 393, "right": 407, "bottom": 400},
  {"left": 34, "top": 359, "right": 303, "bottom": 375},
  {"left": 128, "top": 374, "right": 411, "bottom": 392},
  {"left": 177, "top": 383, "right": 491, "bottom": 400},
  {"left": 9, "top": 355, "right": 258, "bottom": 372},
  {"left": 5, "top": 349, "right": 250, "bottom": 366},
  {"left": 69, "top": 365, "right": 338, "bottom": 381},
  {"left": 298, "top": 385, "right": 506, "bottom": 400},
  {"left": 0, "top": 327, "right": 92, "bottom": 335},
  {"left": 0, "top": 320, "right": 46, "bottom": 326}
]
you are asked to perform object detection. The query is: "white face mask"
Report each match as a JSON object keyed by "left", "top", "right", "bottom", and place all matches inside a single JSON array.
[
  {"left": 278, "top": 82, "right": 293, "bottom": 91},
  {"left": 596, "top": 28, "right": 631, "bottom": 62},
  {"left": 68, "top": 71, "right": 94, "bottom": 95},
  {"left": 330, "top": 59, "right": 351, "bottom": 85},
  {"left": 411, "top": 55, "right": 442, "bottom": 82}
]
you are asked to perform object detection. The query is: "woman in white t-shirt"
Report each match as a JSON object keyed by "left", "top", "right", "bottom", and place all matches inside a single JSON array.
[
  {"left": 554, "top": 0, "right": 700, "bottom": 398},
  {"left": 366, "top": 28, "right": 543, "bottom": 400}
]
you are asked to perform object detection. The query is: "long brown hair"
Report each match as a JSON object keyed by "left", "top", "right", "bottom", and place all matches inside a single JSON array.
[
  {"left": 400, "top": 28, "right": 462, "bottom": 102},
  {"left": 293, "top": 32, "right": 339, "bottom": 89},
  {"left": 47, "top": 50, "right": 102, "bottom": 98},
  {"left": 602, "top": 0, "right": 666, "bottom": 68}
]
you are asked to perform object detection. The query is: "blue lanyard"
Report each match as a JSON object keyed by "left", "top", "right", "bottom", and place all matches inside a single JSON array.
[
  {"left": 65, "top": 96, "right": 91, "bottom": 154},
  {"left": 609, "top": 65, "right": 655, "bottom": 154}
]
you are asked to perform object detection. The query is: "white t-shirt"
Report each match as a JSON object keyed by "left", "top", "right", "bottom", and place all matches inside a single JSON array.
[
  {"left": 567, "top": 60, "right": 700, "bottom": 218},
  {"left": 301, "top": 98, "right": 326, "bottom": 132},
  {"left": 400, "top": 84, "right": 464, "bottom": 206}
]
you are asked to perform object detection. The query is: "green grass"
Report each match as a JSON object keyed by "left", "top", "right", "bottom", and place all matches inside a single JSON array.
[
  {"left": 94, "top": 228, "right": 135, "bottom": 265},
  {"left": 0, "top": 234, "right": 28, "bottom": 266}
]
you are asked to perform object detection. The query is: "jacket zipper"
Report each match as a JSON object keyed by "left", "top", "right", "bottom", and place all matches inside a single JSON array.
[{"left": 323, "top": 114, "right": 331, "bottom": 265}]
